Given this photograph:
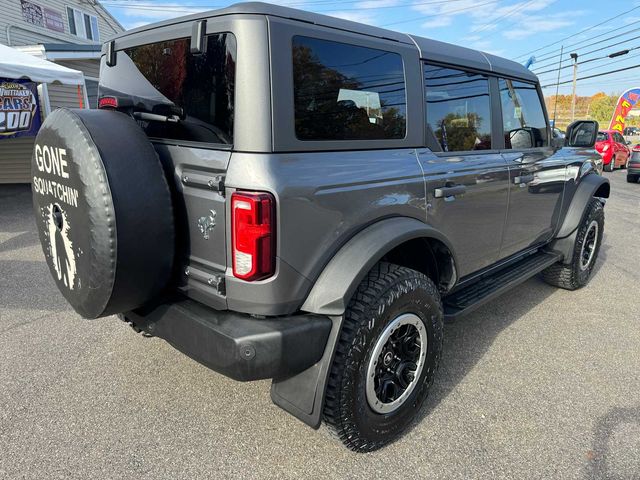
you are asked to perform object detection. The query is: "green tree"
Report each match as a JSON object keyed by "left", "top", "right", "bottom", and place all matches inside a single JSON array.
[
  {"left": 435, "top": 112, "right": 487, "bottom": 151},
  {"left": 589, "top": 94, "right": 618, "bottom": 128}
]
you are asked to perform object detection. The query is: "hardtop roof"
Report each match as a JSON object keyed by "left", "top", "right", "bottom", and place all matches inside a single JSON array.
[{"left": 113, "top": 1, "right": 537, "bottom": 83}]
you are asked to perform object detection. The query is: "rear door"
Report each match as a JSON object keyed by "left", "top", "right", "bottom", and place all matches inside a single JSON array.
[
  {"left": 498, "top": 78, "right": 565, "bottom": 257},
  {"left": 99, "top": 31, "right": 238, "bottom": 309},
  {"left": 418, "top": 63, "right": 510, "bottom": 277}
]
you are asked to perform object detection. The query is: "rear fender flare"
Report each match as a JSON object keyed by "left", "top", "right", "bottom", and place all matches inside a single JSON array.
[
  {"left": 556, "top": 173, "right": 609, "bottom": 239},
  {"left": 300, "top": 217, "right": 457, "bottom": 316},
  {"left": 550, "top": 173, "right": 609, "bottom": 264}
]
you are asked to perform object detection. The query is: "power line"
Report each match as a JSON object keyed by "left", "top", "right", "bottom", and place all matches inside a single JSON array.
[
  {"left": 541, "top": 78, "right": 638, "bottom": 90},
  {"left": 578, "top": 51, "right": 640, "bottom": 75},
  {"left": 536, "top": 45, "right": 640, "bottom": 80},
  {"left": 380, "top": 0, "right": 500, "bottom": 27},
  {"left": 470, "top": 0, "right": 536, "bottom": 38},
  {"left": 541, "top": 63, "right": 640, "bottom": 88},
  {"left": 513, "top": 5, "right": 640, "bottom": 61},
  {"left": 544, "top": 50, "right": 640, "bottom": 85},
  {"left": 533, "top": 22, "right": 640, "bottom": 66},
  {"left": 103, "top": 0, "right": 371, "bottom": 5},
  {"left": 102, "top": 0, "right": 475, "bottom": 13},
  {"left": 532, "top": 23, "right": 640, "bottom": 72}
]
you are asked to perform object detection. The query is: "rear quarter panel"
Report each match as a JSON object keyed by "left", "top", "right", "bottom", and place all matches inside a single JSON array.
[{"left": 224, "top": 150, "right": 427, "bottom": 314}]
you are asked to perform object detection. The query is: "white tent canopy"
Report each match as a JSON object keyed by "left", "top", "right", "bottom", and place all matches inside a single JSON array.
[{"left": 0, "top": 44, "right": 84, "bottom": 85}]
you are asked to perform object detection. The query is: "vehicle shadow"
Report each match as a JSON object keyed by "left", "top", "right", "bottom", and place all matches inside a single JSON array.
[
  {"left": 0, "top": 184, "right": 34, "bottom": 229},
  {"left": 0, "top": 259, "right": 69, "bottom": 313},
  {"left": 0, "top": 184, "right": 69, "bottom": 313},
  {"left": 0, "top": 230, "right": 40, "bottom": 254},
  {"left": 409, "top": 242, "right": 610, "bottom": 435},
  {"left": 412, "top": 275, "right": 559, "bottom": 427}
]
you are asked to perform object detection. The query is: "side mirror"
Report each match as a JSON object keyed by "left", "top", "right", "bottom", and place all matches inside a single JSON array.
[
  {"left": 627, "top": 140, "right": 632, "bottom": 145},
  {"left": 565, "top": 120, "right": 599, "bottom": 148}
]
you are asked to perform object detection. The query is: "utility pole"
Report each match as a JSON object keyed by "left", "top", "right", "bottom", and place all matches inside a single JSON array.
[
  {"left": 552, "top": 45, "right": 564, "bottom": 128},
  {"left": 570, "top": 52, "right": 579, "bottom": 123}
]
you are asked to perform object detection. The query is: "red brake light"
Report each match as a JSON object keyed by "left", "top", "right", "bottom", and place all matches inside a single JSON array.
[
  {"left": 98, "top": 96, "right": 118, "bottom": 109},
  {"left": 633, "top": 144, "right": 640, "bottom": 152},
  {"left": 231, "top": 191, "right": 275, "bottom": 281}
]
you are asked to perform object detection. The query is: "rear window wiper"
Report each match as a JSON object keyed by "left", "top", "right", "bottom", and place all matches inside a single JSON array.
[{"left": 132, "top": 111, "right": 180, "bottom": 123}]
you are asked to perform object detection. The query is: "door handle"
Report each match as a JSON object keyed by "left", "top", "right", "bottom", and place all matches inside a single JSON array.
[
  {"left": 434, "top": 184, "right": 466, "bottom": 198},
  {"left": 514, "top": 174, "right": 535, "bottom": 185}
]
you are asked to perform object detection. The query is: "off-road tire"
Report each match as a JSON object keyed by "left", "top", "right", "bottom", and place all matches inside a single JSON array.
[
  {"left": 541, "top": 199, "right": 604, "bottom": 290},
  {"left": 628, "top": 174, "right": 639, "bottom": 183},
  {"left": 323, "top": 262, "right": 443, "bottom": 452}
]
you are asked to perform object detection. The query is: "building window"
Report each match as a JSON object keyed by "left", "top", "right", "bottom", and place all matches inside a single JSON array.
[
  {"left": 66, "top": 7, "right": 99, "bottom": 41},
  {"left": 292, "top": 36, "right": 406, "bottom": 141},
  {"left": 424, "top": 63, "right": 492, "bottom": 152}
]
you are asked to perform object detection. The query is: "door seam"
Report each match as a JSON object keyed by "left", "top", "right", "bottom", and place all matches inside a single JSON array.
[
  {"left": 497, "top": 153, "right": 513, "bottom": 260},
  {"left": 413, "top": 148, "right": 429, "bottom": 222}
]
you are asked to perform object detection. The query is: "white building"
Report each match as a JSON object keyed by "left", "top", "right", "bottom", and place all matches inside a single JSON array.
[{"left": 0, "top": 0, "right": 123, "bottom": 183}]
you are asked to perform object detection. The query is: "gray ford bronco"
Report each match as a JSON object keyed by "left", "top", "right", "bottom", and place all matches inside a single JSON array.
[{"left": 31, "top": 2, "right": 609, "bottom": 452}]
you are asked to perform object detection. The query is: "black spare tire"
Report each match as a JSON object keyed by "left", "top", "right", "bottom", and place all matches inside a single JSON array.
[{"left": 31, "top": 108, "right": 174, "bottom": 319}]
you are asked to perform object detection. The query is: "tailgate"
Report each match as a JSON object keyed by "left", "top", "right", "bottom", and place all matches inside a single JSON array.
[{"left": 155, "top": 143, "right": 230, "bottom": 310}]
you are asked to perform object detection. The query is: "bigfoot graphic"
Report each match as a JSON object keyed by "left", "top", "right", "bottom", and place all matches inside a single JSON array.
[{"left": 46, "top": 204, "right": 77, "bottom": 289}]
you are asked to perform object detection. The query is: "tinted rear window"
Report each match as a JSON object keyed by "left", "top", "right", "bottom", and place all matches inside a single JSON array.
[
  {"left": 424, "top": 64, "right": 492, "bottom": 152},
  {"left": 292, "top": 36, "right": 406, "bottom": 141},
  {"left": 99, "top": 33, "right": 236, "bottom": 145}
]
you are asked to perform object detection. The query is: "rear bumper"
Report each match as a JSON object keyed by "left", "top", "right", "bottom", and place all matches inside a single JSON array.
[
  {"left": 628, "top": 165, "right": 640, "bottom": 174},
  {"left": 121, "top": 299, "right": 332, "bottom": 381}
]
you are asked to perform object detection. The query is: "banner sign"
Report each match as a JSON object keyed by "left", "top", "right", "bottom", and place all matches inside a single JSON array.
[
  {"left": 0, "top": 78, "right": 42, "bottom": 139},
  {"left": 20, "top": 1, "right": 65, "bottom": 33},
  {"left": 43, "top": 7, "right": 65, "bottom": 33},
  {"left": 609, "top": 88, "right": 640, "bottom": 132}
]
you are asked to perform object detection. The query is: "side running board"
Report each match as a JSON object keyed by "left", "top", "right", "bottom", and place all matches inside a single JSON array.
[{"left": 443, "top": 250, "right": 562, "bottom": 321}]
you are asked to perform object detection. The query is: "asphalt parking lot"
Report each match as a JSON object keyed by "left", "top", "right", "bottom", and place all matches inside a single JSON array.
[{"left": 1, "top": 171, "right": 639, "bottom": 479}]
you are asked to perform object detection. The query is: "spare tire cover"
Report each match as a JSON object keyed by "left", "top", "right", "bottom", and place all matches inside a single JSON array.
[{"left": 32, "top": 108, "right": 174, "bottom": 319}]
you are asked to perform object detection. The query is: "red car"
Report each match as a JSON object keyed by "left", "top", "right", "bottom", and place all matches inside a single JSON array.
[{"left": 595, "top": 130, "right": 630, "bottom": 172}]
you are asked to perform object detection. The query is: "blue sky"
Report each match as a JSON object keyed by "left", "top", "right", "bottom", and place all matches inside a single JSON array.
[{"left": 101, "top": 0, "right": 640, "bottom": 96}]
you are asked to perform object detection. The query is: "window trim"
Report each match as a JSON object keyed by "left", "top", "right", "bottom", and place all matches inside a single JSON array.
[
  {"left": 66, "top": 5, "right": 99, "bottom": 41},
  {"left": 422, "top": 61, "right": 495, "bottom": 154},
  {"left": 496, "top": 77, "right": 551, "bottom": 152}
]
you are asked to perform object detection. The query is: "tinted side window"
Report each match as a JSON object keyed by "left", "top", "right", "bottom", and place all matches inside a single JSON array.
[
  {"left": 499, "top": 79, "right": 548, "bottom": 149},
  {"left": 596, "top": 132, "right": 608, "bottom": 142},
  {"left": 292, "top": 36, "right": 406, "bottom": 141},
  {"left": 424, "top": 64, "right": 492, "bottom": 152},
  {"left": 100, "top": 33, "right": 236, "bottom": 144}
]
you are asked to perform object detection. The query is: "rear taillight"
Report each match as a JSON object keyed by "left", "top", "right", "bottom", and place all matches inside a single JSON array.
[
  {"left": 633, "top": 144, "right": 640, "bottom": 152},
  {"left": 231, "top": 191, "right": 275, "bottom": 281},
  {"left": 98, "top": 96, "right": 118, "bottom": 109}
]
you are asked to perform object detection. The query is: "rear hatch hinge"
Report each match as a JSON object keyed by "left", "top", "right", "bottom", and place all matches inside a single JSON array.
[
  {"left": 184, "top": 266, "right": 226, "bottom": 296},
  {"left": 181, "top": 171, "right": 225, "bottom": 196}
]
